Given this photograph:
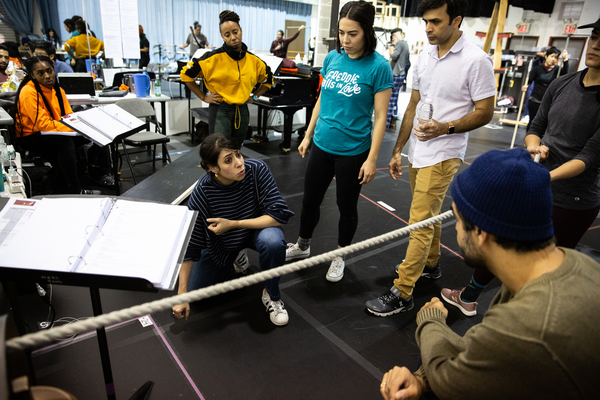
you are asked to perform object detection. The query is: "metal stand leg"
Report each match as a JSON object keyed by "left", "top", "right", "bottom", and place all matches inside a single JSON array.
[
  {"left": 3, "top": 281, "right": 37, "bottom": 385},
  {"left": 111, "top": 143, "right": 121, "bottom": 195},
  {"left": 90, "top": 287, "right": 117, "bottom": 400}
]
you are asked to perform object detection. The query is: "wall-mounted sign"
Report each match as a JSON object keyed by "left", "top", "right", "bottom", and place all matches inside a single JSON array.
[{"left": 564, "top": 24, "right": 577, "bottom": 34}]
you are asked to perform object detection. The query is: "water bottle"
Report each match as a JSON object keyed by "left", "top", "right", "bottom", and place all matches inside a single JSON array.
[
  {"left": 0, "top": 136, "right": 7, "bottom": 193},
  {"left": 418, "top": 98, "right": 434, "bottom": 123},
  {"left": 0, "top": 159, "right": 4, "bottom": 193},
  {"left": 155, "top": 78, "right": 161, "bottom": 97},
  {"left": 0, "top": 135, "right": 8, "bottom": 169},
  {"left": 143, "top": 67, "right": 150, "bottom": 96}
]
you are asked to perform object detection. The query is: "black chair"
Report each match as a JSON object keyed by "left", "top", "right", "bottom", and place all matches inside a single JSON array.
[{"left": 114, "top": 98, "right": 171, "bottom": 184}]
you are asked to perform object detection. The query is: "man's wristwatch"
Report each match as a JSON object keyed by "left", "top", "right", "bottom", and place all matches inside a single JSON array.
[
  {"left": 253, "top": 95, "right": 258, "bottom": 101},
  {"left": 447, "top": 121, "right": 455, "bottom": 135}
]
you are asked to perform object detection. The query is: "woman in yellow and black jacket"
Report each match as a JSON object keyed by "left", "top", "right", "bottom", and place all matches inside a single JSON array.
[{"left": 181, "top": 10, "right": 273, "bottom": 145}]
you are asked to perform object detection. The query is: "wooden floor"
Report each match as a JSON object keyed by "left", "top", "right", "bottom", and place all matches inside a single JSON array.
[{"left": 8, "top": 113, "right": 600, "bottom": 399}]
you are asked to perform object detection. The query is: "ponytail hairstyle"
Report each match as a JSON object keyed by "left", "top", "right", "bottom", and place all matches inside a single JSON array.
[
  {"left": 199, "top": 133, "right": 242, "bottom": 174},
  {"left": 15, "top": 56, "right": 67, "bottom": 137},
  {"left": 336, "top": 1, "right": 377, "bottom": 60},
  {"left": 63, "top": 18, "right": 75, "bottom": 33},
  {"left": 219, "top": 10, "right": 240, "bottom": 28}
]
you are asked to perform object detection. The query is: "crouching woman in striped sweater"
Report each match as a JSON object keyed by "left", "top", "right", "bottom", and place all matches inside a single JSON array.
[{"left": 172, "top": 133, "right": 294, "bottom": 326}]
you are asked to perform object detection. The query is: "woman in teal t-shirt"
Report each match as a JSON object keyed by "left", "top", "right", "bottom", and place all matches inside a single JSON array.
[{"left": 285, "top": 1, "right": 392, "bottom": 283}]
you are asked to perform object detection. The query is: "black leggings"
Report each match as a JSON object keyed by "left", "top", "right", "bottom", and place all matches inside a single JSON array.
[
  {"left": 552, "top": 204, "right": 600, "bottom": 249},
  {"left": 299, "top": 144, "right": 369, "bottom": 247}
]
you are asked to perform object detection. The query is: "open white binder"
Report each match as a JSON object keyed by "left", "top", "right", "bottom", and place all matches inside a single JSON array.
[
  {"left": 47, "top": 104, "right": 145, "bottom": 147},
  {"left": 0, "top": 197, "right": 197, "bottom": 290}
]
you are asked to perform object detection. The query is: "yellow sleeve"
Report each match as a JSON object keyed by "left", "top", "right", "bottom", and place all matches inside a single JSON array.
[
  {"left": 180, "top": 59, "right": 203, "bottom": 82},
  {"left": 257, "top": 58, "right": 273, "bottom": 89}
]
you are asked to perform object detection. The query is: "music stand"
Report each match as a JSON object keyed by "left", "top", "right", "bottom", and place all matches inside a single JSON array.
[{"left": 0, "top": 196, "right": 196, "bottom": 399}]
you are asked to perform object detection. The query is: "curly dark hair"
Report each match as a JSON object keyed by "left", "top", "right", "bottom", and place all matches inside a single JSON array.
[
  {"left": 199, "top": 133, "right": 242, "bottom": 172},
  {"left": 336, "top": 1, "right": 377, "bottom": 60},
  {"left": 219, "top": 10, "right": 240, "bottom": 27}
]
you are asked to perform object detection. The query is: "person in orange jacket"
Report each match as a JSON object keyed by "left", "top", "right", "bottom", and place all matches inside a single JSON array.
[{"left": 15, "top": 56, "right": 111, "bottom": 194}]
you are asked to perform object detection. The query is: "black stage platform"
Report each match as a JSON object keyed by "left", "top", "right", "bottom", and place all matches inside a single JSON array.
[{"left": 11, "top": 115, "right": 599, "bottom": 399}]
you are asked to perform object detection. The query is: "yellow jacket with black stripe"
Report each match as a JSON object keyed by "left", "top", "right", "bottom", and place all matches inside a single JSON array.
[{"left": 180, "top": 43, "right": 272, "bottom": 105}]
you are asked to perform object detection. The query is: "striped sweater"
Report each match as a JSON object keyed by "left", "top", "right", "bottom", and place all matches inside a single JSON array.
[{"left": 184, "top": 159, "right": 293, "bottom": 266}]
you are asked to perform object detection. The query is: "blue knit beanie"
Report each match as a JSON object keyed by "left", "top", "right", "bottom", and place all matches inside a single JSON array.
[{"left": 451, "top": 148, "right": 554, "bottom": 241}]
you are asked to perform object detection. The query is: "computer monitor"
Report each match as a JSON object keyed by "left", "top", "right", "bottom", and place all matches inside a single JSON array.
[{"left": 57, "top": 73, "right": 95, "bottom": 96}]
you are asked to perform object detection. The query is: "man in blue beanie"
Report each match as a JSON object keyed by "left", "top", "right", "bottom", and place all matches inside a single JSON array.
[{"left": 379, "top": 148, "right": 600, "bottom": 400}]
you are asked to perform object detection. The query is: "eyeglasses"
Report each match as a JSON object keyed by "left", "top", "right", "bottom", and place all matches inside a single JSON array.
[{"left": 32, "top": 52, "right": 48, "bottom": 57}]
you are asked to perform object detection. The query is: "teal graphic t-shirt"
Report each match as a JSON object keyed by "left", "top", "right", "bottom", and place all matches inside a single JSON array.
[{"left": 314, "top": 50, "right": 392, "bottom": 156}]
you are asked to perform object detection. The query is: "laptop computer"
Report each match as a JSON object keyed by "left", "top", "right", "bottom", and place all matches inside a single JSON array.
[{"left": 57, "top": 73, "right": 96, "bottom": 96}]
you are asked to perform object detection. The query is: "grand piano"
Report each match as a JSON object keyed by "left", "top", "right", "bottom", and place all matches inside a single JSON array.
[{"left": 254, "top": 65, "right": 320, "bottom": 154}]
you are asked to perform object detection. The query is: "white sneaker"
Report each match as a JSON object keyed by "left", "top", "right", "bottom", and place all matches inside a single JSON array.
[
  {"left": 233, "top": 249, "right": 249, "bottom": 273},
  {"left": 326, "top": 257, "right": 345, "bottom": 282},
  {"left": 261, "top": 290, "right": 289, "bottom": 326},
  {"left": 285, "top": 242, "right": 310, "bottom": 262},
  {"left": 520, "top": 115, "right": 530, "bottom": 124}
]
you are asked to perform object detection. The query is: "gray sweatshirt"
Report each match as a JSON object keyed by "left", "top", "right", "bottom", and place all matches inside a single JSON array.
[
  {"left": 390, "top": 40, "right": 409, "bottom": 77},
  {"left": 415, "top": 248, "right": 600, "bottom": 399}
]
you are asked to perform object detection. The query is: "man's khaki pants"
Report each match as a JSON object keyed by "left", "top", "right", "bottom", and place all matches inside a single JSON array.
[{"left": 394, "top": 158, "right": 462, "bottom": 298}]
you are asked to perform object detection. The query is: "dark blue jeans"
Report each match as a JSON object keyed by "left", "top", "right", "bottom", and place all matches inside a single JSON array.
[{"left": 188, "top": 227, "right": 286, "bottom": 300}]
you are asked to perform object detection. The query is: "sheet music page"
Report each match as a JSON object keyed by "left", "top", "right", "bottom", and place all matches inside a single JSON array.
[
  {"left": 255, "top": 53, "right": 284, "bottom": 75},
  {"left": 75, "top": 106, "right": 142, "bottom": 140},
  {"left": 79, "top": 200, "right": 191, "bottom": 286},
  {"left": 100, "top": 0, "right": 123, "bottom": 59},
  {"left": 0, "top": 198, "right": 108, "bottom": 272},
  {"left": 99, "top": 104, "right": 145, "bottom": 130},
  {"left": 0, "top": 198, "right": 40, "bottom": 250},
  {"left": 120, "top": 0, "right": 140, "bottom": 59},
  {"left": 61, "top": 114, "right": 112, "bottom": 146}
]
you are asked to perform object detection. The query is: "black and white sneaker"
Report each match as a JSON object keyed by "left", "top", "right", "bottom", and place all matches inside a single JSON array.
[
  {"left": 233, "top": 249, "right": 249, "bottom": 274},
  {"left": 261, "top": 290, "right": 289, "bottom": 326},
  {"left": 421, "top": 264, "right": 442, "bottom": 279},
  {"left": 365, "top": 288, "right": 414, "bottom": 317}
]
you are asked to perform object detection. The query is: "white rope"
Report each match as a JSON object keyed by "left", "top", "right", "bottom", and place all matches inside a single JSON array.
[{"left": 6, "top": 210, "right": 454, "bottom": 351}]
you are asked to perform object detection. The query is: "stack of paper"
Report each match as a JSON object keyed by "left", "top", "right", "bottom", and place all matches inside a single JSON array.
[{"left": 0, "top": 197, "right": 196, "bottom": 290}]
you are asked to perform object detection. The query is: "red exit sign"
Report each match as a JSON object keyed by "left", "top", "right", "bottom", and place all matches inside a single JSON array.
[
  {"left": 517, "top": 24, "right": 529, "bottom": 33},
  {"left": 564, "top": 24, "right": 577, "bottom": 34}
]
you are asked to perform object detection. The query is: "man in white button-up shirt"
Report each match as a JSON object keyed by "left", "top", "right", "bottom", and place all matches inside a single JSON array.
[{"left": 366, "top": 0, "right": 496, "bottom": 317}]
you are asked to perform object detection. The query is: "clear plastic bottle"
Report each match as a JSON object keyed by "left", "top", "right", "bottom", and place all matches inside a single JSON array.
[
  {"left": 0, "top": 136, "right": 7, "bottom": 193},
  {"left": 418, "top": 98, "right": 434, "bottom": 123},
  {"left": 0, "top": 135, "right": 8, "bottom": 169},
  {"left": 155, "top": 78, "right": 161, "bottom": 97},
  {"left": 0, "top": 159, "right": 4, "bottom": 193}
]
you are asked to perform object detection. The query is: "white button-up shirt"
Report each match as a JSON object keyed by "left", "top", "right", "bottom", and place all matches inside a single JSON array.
[{"left": 409, "top": 32, "right": 496, "bottom": 168}]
